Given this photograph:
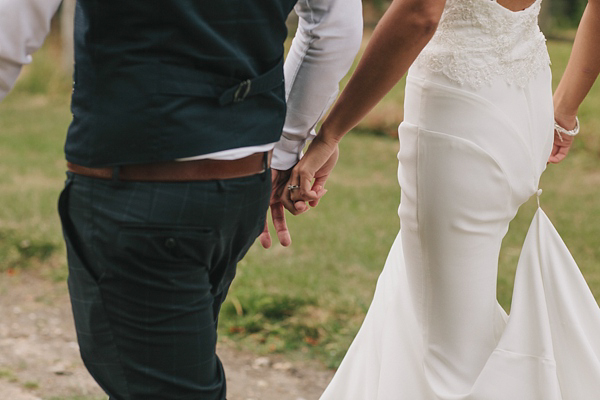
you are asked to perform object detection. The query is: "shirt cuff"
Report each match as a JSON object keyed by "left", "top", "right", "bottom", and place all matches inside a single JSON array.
[{"left": 271, "top": 129, "right": 316, "bottom": 170}]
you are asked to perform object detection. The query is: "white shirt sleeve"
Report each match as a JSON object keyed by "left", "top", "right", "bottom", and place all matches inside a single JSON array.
[
  {"left": 271, "top": 0, "right": 363, "bottom": 170},
  {"left": 0, "top": 0, "right": 62, "bottom": 101}
]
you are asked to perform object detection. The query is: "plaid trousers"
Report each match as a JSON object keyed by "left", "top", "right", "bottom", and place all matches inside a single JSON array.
[{"left": 58, "top": 170, "right": 271, "bottom": 400}]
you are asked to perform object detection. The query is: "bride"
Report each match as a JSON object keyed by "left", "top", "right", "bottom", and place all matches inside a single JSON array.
[{"left": 282, "top": 0, "right": 600, "bottom": 398}]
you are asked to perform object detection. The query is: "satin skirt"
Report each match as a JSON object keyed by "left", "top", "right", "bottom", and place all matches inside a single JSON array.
[{"left": 320, "top": 65, "right": 600, "bottom": 399}]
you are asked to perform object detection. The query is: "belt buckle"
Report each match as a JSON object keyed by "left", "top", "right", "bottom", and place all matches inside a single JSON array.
[{"left": 233, "top": 79, "right": 252, "bottom": 103}]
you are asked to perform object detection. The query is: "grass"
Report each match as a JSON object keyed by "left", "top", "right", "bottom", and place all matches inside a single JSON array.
[
  {"left": 23, "top": 380, "right": 40, "bottom": 390},
  {"left": 0, "top": 33, "right": 71, "bottom": 280},
  {"left": 0, "top": 368, "right": 17, "bottom": 382},
  {"left": 1, "top": 32, "right": 600, "bottom": 372}
]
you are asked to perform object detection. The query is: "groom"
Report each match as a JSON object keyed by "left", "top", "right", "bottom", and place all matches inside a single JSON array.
[{"left": 0, "top": 0, "right": 361, "bottom": 399}]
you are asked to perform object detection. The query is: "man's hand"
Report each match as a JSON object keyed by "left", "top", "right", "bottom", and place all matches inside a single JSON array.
[
  {"left": 259, "top": 169, "right": 293, "bottom": 248},
  {"left": 282, "top": 135, "right": 338, "bottom": 215}
]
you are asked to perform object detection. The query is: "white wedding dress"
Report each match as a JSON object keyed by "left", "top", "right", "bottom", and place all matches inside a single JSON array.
[{"left": 320, "top": 1, "right": 600, "bottom": 399}]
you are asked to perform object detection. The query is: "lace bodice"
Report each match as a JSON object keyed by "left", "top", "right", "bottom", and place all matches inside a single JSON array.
[{"left": 415, "top": 0, "right": 550, "bottom": 88}]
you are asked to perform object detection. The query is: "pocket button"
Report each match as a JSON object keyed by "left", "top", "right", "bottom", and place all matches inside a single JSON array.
[{"left": 164, "top": 237, "right": 177, "bottom": 249}]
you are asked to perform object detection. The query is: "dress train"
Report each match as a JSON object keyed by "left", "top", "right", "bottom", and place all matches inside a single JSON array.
[{"left": 320, "top": 209, "right": 600, "bottom": 399}]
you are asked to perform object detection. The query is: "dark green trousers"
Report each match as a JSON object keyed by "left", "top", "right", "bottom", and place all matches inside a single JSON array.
[{"left": 58, "top": 170, "right": 270, "bottom": 400}]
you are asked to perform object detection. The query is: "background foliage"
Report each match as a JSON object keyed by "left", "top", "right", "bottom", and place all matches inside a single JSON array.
[
  {"left": 361, "top": 0, "right": 586, "bottom": 31},
  {"left": 545, "top": 0, "right": 587, "bottom": 27}
]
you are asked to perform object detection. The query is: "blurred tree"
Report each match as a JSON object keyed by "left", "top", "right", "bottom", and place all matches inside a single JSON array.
[
  {"left": 540, "top": 0, "right": 552, "bottom": 33},
  {"left": 360, "top": 0, "right": 585, "bottom": 28},
  {"left": 549, "top": 0, "right": 586, "bottom": 28}
]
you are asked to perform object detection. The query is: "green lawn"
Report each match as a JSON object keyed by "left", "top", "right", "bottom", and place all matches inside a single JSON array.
[
  {"left": 1, "top": 36, "right": 599, "bottom": 370},
  {"left": 0, "top": 36, "right": 71, "bottom": 281}
]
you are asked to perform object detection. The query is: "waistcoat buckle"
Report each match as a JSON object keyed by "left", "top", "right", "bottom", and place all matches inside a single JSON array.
[{"left": 233, "top": 79, "right": 252, "bottom": 102}]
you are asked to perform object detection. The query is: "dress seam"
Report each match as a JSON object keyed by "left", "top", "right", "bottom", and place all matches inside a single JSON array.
[
  {"left": 414, "top": 122, "right": 515, "bottom": 218},
  {"left": 492, "top": 347, "right": 556, "bottom": 364}
]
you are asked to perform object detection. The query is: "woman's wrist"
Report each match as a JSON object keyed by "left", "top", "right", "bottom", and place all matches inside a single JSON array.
[
  {"left": 553, "top": 92, "right": 579, "bottom": 131},
  {"left": 554, "top": 110, "right": 578, "bottom": 131},
  {"left": 316, "top": 122, "right": 344, "bottom": 147}
]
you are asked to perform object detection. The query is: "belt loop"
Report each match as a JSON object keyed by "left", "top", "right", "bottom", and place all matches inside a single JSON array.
[
  {"left": 112, "top": 166, "right": 121, "bottom": 181},
  {"left": 261, "top": 151, "right": 269, "bottom": 181}
]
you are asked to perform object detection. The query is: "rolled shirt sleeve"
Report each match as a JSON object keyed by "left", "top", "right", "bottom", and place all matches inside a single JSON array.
[
  {"left": 0, "top": 0, "right": 62, "bottom": 101},
  {"left": 271, "top": 0, "right": 363, "bottom": 170}
]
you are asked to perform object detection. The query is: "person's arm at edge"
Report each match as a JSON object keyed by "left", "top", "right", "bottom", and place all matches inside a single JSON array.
[
  {"left": 0, "top": 0, "right": 62, "bottom": 101},
  {"left": 282, "top": 0, "right": 446, "bottom": 213},
  {"left": 260, "top": 0, "right": 363, "bottom": 248},
  {"left": 551, "top": 0, "right": 600, "bottom": 163},
  {"left": 271, "top": 0, "right": 363, "bottom": 172}
]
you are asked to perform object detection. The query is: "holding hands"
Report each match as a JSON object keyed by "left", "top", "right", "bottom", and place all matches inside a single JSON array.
[
  {"left": 282, "top": 134, "right": 339, "bottom": 215},
  {"left": 259, "top": 135, "right": 339, "bottom": 248},
  {"left": 260, "top": 0, "right": 449, "bottom": 248}
]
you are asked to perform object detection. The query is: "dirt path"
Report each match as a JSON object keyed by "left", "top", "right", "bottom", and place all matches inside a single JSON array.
[{"left": 0, "top": 270, "right": 333, "bottom": 400}]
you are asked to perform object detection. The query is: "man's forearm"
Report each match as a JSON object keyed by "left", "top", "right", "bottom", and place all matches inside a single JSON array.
[
  {"left": 554, "top": 2, "right": 600, "bottom": 127},
  {"left": 272, "top": 0, "right": 363, "bottom": 170}
]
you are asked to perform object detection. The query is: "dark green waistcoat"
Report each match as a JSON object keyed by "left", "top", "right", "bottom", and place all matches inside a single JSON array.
[{"left": 65, "top": 0, "right": 296, "bottom": 167}]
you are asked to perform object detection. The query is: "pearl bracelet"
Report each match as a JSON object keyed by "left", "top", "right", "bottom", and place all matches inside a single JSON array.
[{"left": 554, "top": 116, "right": 579, "bottom": 142}]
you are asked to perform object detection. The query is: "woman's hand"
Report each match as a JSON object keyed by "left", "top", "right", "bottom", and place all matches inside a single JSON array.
[
  {"left": 281, "top": 134, "right": 340, "bottom": 215},
  {"left": 549, "top": 114, "right": 577, "bottom": 164}
]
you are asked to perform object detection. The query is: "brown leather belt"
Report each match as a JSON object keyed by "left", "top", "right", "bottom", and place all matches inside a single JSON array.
[{"left": 67, "top": 151, "right": 271, "bottom": 182}]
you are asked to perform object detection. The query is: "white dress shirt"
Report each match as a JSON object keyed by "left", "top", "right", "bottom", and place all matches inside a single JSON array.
[
  {"left": 269, "top": 0, "right": 364, "bottom": 170},
  {"left": 0, "top": 0, "right": 62, "bottom": 100},
  {"left": 0, "top": 0, "right": 362, "bottom": 170}
]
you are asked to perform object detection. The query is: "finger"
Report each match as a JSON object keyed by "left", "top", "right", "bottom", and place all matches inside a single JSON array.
[
  {"left": 550, "top": 153, "right": 565, "bottom": 164},
  {"left": 549, "top": 150, "right": 565, "bottom": 164},
  {"left": 271, "top": 203, "right": 292, "bottom": 246},
  {"left": 282, "top": 195, "right": 308, "bottom": 215},
  {"left": 281, "top": 172, "right": 304, "bottom": 215},
  {"left": 294, "top": 200, "right": 309, "bottom": 213},
  {"left": 548, "top": 144, "right": 560, "bottom": 164},
  {"left": 290, "top": 174, "right": 319, "bottom": 204},
  {"left": 554, "top": 145, "right": 571, "bottom": 163},
  {"left": 308, "top": 175, "right": 330, "bottom": 207},
  {"left": 549, "top": 141, "right": 572, "bottom": 164},
  {"left": 281, "top": 192, "right": 300, "bottom": 214},
  {"left": 285, "top": 170, "right": 315, "bottom": 214},
  {"left": 313, "top": 174, "right": 329, "bottom": 189},
  {"left": 259, "top": 216, "right": 272, "bottom": 249},
  {"left": 301, "top": 174, "right": 319, "bottom": 200},
  {"left": 308, "top": 187, "right": 327, "bottom": 208}
]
